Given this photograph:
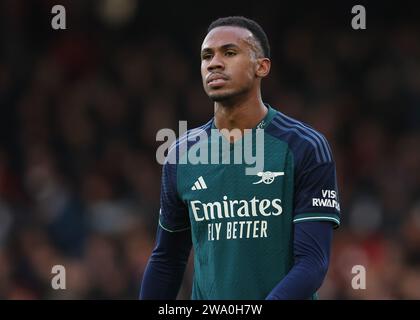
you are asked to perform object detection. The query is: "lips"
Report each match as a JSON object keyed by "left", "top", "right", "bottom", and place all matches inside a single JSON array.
[{"left": 207, "top": 73, "right": 229, "bottom": 86}]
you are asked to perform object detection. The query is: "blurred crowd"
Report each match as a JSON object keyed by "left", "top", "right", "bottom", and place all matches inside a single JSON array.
[{"left": 0, "top": 1, "right": 419, "bottom": 299}]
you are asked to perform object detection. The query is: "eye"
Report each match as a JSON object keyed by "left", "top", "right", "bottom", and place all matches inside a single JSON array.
[
  {"left": 202, "top": 54, "right": 212, "bottom": 60},
  {"left": 225, "top": 51, "right": 236, "bottom": 57}
]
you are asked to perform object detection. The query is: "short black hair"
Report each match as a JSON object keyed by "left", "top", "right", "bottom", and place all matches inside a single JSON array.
[{"left": 207, "top": 16, "right": 270, "bottom": 59}]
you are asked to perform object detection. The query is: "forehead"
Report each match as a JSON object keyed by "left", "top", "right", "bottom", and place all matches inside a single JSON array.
[{"left": 201, "top": 26, "right": 254, "bottom": 50}]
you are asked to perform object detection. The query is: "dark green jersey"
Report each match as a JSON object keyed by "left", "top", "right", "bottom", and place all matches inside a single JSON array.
[{"left": 159, "top": 105, "right": 340, "bottom": 299}]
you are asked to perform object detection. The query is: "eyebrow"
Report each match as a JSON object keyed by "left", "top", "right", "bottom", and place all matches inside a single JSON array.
[{"left": 201, "top": 43, "right": 240, "bottom": 54}]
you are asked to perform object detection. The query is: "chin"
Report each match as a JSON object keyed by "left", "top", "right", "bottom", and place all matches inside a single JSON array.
[
  {"left": 208, "top": 90, "right": 237, "bottom": 102},
  {"left": 209, "top": 94, "right": 231, "bottom": 102}
]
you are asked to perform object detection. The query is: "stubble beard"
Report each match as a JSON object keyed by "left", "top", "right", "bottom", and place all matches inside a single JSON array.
[{"left": 207, "top": 85, "right": 250, "bottom": 103}]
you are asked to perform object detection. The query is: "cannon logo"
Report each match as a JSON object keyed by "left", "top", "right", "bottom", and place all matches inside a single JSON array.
[{"left": 252, "top": 171, "right": 284, "bottom": 185}]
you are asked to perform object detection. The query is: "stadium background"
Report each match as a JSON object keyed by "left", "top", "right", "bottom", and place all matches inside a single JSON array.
[{"left": 0, "top": 0, "right": 419, "bottom": 299}]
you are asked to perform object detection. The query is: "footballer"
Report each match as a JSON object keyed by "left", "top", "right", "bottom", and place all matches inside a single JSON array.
[{"left": 140, "top": 16, "right": 340, "bottom": 300}]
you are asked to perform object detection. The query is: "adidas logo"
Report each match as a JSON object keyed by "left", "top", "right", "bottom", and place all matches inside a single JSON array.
[{"left": 191, "top": 176, "right": 207, "bottom": 190}]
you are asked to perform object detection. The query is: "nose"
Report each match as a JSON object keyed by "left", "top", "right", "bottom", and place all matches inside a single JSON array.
[{"left": 207, "top": 53, "right": 224, "bottom": 72}]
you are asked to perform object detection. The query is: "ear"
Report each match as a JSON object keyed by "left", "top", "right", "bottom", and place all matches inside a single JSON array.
[{"left": 255, "top": 58, "right": 271, "bottom": 78}]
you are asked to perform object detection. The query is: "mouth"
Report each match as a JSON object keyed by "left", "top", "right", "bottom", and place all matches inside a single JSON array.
[{"left": 207, "top": 74, "right": 229, "bottom": 87}]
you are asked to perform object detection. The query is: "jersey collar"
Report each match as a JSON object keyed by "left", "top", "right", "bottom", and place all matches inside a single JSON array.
[{"left": 210, "top": 103, "right": 277, "bottom": 130}]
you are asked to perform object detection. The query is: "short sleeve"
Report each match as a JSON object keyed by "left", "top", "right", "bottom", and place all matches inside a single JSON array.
[
  {"left": 293, "top": 143, "right": 341, "bottom": 228},
  {"left": 159, "top": 161, "right": 190, "bottom": 232}
]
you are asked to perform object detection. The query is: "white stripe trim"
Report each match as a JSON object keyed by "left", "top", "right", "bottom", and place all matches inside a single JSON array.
[
  {"left": 159, "top": 219, "right": 191, "bottom": 233},
  {"left": 293, "top": 216, "right": 340, "bottom": 224},
  {"left": 198, "top": 176, "right": 207, "bottom": 189}
]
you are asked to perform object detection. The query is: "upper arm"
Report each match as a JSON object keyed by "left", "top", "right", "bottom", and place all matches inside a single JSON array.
[
  {"left": 159, "top": 161, "right": 190, "bottom": 232},
  {"left": 293, "top": 136, "right": 341, "bottom": 228}
]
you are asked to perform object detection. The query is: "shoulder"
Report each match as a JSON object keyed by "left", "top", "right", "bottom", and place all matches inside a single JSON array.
[
  {"left": 267, "top": 108, "right": 333, "bottom": 165},
  {"left": 164, "top": 118, "right": 214, "bottom": 165}
]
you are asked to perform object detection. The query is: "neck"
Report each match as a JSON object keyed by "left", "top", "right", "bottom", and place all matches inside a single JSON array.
[{"left": 213, "top": 89, "right": 268, "bottom": 132}]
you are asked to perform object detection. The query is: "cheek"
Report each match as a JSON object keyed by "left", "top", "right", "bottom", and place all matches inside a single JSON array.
[
  {"left": 236, "top": 62, "right": 255, "bottom": 82},
  {"left": 201, "top": 66, "right": 208, "bottom": 84},
  {"left": 200, "top": 64, "right": 206, "bottom": 77}
]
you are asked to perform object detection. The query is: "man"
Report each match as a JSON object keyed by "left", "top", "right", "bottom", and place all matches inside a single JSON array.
[{"left": 140, "top": 16, "right": 340, "bottom": 300}]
